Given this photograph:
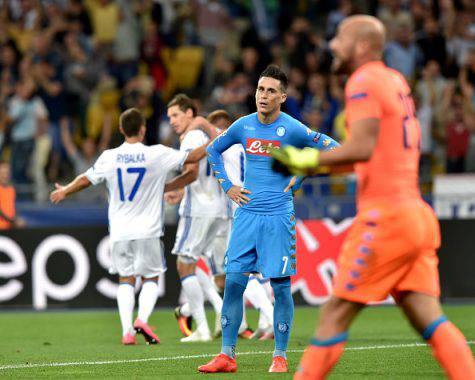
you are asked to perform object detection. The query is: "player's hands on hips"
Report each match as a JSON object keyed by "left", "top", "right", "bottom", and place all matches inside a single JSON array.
[
  {"left": 226, "top": 185, "right": 251, "bottom": 207},
  {"left": 50, "top": 183, "right": 67, "bottom": 204},
  {"left": 284, "top": 176, "right": 297, "bottom": 192},
  {"left": 270, "top": 146, "right": 319, "bottom": 176},
  {"left": 165, "top": 189, "right": 184, "bottom": 205}
]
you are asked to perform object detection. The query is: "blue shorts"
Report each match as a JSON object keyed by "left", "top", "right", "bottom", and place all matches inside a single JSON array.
[{"left": 225, "top": 208, "right": 297, "bottom": 278}]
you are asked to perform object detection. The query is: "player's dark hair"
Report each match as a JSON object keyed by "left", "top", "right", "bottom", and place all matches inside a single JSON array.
[
  {"left": 207, "top": 109, "right": 232, "bottom": 125},
  {"left": 120, "top": 108, "right": 145, "bottom": 137},
  {"left": 167, "top": 93, "right": 198, "bottom": 116},
  {"left": 259, "top": 65, "right": 288, "bottom": 92}
]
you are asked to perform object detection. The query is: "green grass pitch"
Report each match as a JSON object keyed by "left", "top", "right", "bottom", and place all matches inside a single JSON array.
[{"left": 0, "top": 305, "right": 473, "bottom": 379}]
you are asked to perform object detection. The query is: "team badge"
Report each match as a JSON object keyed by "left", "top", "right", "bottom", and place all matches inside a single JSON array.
[
  {"left": 276, "top": 126, "right": 286, "bottom": 137},
  {"left": 323, "top": 139, "right": 331, "bottom": 147}
]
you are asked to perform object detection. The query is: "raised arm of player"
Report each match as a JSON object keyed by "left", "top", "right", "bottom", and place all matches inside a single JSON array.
[
  {"left": 206, "top": 121, "right": 251, "bottom": 206},
  {"left": 272, "top": 81, "right": 381, "bottom": 175},
  {"left": 50, "top": 174, "right": 91, "bottom": 204}
]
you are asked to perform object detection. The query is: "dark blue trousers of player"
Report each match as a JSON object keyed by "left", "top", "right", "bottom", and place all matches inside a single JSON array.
[{"left": 220, "top": 208, "right": 296, "bottom": 359}]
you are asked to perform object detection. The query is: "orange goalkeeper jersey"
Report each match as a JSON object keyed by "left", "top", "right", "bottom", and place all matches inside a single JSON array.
[{"left": 345, "top": 61, "right": 422, "bottom": 209}]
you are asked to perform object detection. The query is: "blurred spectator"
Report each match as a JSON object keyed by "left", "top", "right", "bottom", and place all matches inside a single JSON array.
[
  {"left": 384, "top": 18, "right": 423, "bottom": 82},
  {"left": 416, "top": 17, "right": 448, "bottom": 69},
  {"left": 6, "top": 78, "right": 48, "bottom": 184},
  {"left": 85, "top": 0, "right": 120, "bottom": 51},
  {"left": 65, "top": 0, "right": 93, "bottom": 37},
  {"left": 141, "top": 21, "right": 167, "bottom": 91},
  {"left": 326, "top": 0, "right": 354, "bottom": 40},
  {"left": 111, "top": 0, "right": 141, "bottom": 87},
  {"left": 85, "top": 75, "right": 120, "bottom": 144},
  {"left": 60, "top": 122, "right": 107, "bottom": 202},
  {"left": 122, "top": 75, "right": 163, "bottom": 145},
  {"left": 443, "top": 92, "right": 473, "bottom": 173},
  {"left": 0, "top": 161, "right": 25, "bottom": 229},
  {"left": 377, "top": 0, "right": 413, "bottom": 41},
  {"left": 302, "top": 73, "right": 339, "bottom": 135}
]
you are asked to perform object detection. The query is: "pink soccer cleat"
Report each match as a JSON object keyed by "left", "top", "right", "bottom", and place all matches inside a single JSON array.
[
  {"left": 133, "top": 318, "right": 160, "bottom": 344},
  {"left": 198, "top": 353, "right": 237, "bottom": 373},
  {"left": 268, "top": 356, "right": 288, "bottom": 373}
]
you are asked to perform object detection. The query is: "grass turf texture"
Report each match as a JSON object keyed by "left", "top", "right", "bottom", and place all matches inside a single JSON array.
[{"left": 0, "top": 305, "right": 473, "bottom": 379}]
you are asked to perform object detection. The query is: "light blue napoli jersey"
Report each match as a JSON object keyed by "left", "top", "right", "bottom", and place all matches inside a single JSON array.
[{"left": 207, "top": 112, "right": 339, "bottom": 215}]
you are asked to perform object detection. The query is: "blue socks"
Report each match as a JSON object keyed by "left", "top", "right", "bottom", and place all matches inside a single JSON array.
[
  {"left": 422, "top": 315, "right": 447, "bottom": 340},
  {"left": 271, "top": 277, "right": 294, "bottom": 358},
  {"left": 221, "top": 273, "right": 248, "bottom": 358},
  {"left": 310, "top": 332, "right": 349, "bottom": 346}
]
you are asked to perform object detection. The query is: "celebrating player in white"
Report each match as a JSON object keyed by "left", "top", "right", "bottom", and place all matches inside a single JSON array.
[
  {"left": 166, "top": 95, "right": 229, "bottom": 342},
  {"left": 50, "top": 108, "right": 211, "bottom": 345}
]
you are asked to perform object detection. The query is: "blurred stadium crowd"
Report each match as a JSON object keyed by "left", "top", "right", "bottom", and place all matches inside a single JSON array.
[{"left": 0, "top": 0, "right": 473, "bottom": 204}]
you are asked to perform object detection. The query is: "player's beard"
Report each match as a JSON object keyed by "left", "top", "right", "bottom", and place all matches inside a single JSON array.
[{"left": 331, "top": 49, "right": 353, "bottom": 75}]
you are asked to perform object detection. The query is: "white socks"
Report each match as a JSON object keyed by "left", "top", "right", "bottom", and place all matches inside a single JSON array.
[
  {"left": 117, "top": 283, "right": 135, "bottom": 336},
  {"left": 239, "top": 302, "right": 248, "bottom": 333},
  {"left": 196, "top": 269, "right": 223, "bottom": 313},
  {"left": 244, "top": 277, "right": 274, "bottom": 328},
  {"left": 181, "top": 275, "right": 209, "bottom": 334},
  {"left": 138, "top": 280, "right": 159, "bottom": 323},
  {"left": 180, "top": 302, "right": 191, "bottom": 317}
]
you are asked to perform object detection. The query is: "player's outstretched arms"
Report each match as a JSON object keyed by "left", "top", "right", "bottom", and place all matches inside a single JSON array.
[
  {"left": 185, "top": 145, "right": 208, "bottom": 164},
  {"left": 164, "top": 163, "right": 198, "bottom": 193},
  {"left": 271, "top": 118, "right": 379, "bottom": 176},
  {"left": 50, "top": 174, "right": 91, "bottom": 204},
  {"left": 226, "top": 185, "right": 251, "bottom": 207}
]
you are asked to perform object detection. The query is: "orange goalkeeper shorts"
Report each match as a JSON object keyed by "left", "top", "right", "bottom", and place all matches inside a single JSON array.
[{"left": 333, "top": 199, "right": 441, "bottom": 304}]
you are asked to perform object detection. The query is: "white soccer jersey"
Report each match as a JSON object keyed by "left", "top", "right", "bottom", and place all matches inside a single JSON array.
[
  {"left": 178, "top": 130, "right": 225, "bottom": 217},
  {"left": 85, "top": 142, "right": 187, "bottom": 243},
  {"left": 222, "top": 143, "right": 246, "bottom": 217}
]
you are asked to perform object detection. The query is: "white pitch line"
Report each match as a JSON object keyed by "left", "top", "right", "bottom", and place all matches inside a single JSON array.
[{"left": 1, "top": 341, "right": 473, "bottom": 371}]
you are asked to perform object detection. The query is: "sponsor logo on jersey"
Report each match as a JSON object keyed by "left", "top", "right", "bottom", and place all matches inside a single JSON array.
[
  {"left": 276, "top": 126, "right": 286, "bottom": 137},
  {"left": 313, "top": 133, "right": 321, "bottom": 143},
  {"left": 306, "top": 127, "right": 312, "bottom": 135},
  {"left": 244, "top": 125, "right": 256, "bottom": 131},
  {"left": 323, "top": 138, "right": 331, "bottom": 147},
  {"left": 245, "top": 138, "right": 281, "bottom": 156}
]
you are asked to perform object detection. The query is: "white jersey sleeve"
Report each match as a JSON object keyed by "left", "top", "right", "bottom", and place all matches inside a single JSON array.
[
  {"left": 85, "top": 151, "right": 112, "bottom": 185},
  {"left": 178, "top": 130, "right": 225, "bottom": 218},
  {"left": 221, "top": 144, "right": 245, "bottom": 217}
]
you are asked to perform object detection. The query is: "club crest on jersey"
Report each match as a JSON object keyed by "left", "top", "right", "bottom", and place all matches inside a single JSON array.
[
  {"left": 246, "top": 138, "right": 281, "bottom": 156},
  {"left": 276, "top": 126, "right": 286, "bottom": 137}
]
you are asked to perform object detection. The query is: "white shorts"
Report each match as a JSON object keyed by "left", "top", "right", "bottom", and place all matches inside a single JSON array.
[
  {"left": 172, "top": 217, "right": 230, "bottom": 266},
  {"left": 111, "top": 238, "right": 166, "bottom": 278},
  {"left": 204, "top": 219, "right": 232, "bottom": 275}
]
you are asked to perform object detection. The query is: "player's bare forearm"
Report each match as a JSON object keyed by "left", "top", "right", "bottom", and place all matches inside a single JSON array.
[
  {"left": 50, "top": 174, "right": 91, "bottom": 204},
  {"left": 185, "top": 144, "right": 208, "bottom": 164},
  {"left": 317, "top": 118, "right": 379, "bottom": 169},
  {"left": 164, "top": 165, "right": 198, "bottom": 193}
]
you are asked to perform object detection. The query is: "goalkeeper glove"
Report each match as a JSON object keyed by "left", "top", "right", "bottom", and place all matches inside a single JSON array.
[{"left": 269, "top": 146, "right": 320, "bottom": 176}]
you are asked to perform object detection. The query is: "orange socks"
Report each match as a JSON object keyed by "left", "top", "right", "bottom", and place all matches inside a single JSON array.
[
  {"left": 424, "top": 316, "right": 475, "bottom": 380},
  {"left": 294, "top": 333, "right": 347, "bottom": 380}
]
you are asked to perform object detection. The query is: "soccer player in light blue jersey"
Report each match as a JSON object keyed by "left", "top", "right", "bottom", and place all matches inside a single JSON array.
[{"left": 198, "top": 65, "right": 340, "bottom": 374}]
